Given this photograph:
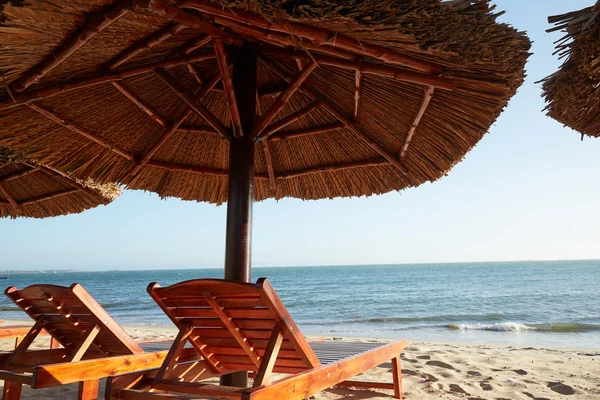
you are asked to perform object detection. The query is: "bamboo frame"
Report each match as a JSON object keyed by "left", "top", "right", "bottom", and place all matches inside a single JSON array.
[
  {"left": 267, "top": 123, "right": 345, "bottom": 142},
  {"left": 27, "top": 103, "right": 135, "bottom": 161},
  {"left": 183, "top": 35, "right": 212, "bottom": 55},
  {"left": 131, "top": 110, "right": 192, "bottom": 176},
  {"left": 0, "top": 182, "right": 19, "bottom": 210},
  {"left": 111, "top": 82, "right": 167, "bottom": 127},
  {"left": 0, "top": 167, "right": 40, "bottom": 182},
  {"left": 178, "top": 125, "right": 218, "bottom": 135},
  {"left": 277, "top": 159, "right": 388, "bottom": 179},
  {"left": 263, "top": 47, "right": 456, "bottom": 91},
  {"left": 140, "top": 0, "right": 244, "bottom": 46},
  {"left": 18, "top": 188, "right": 79, "bottom": 207},
  {"left": 180, "top": 0, "right": 443, "bottom": 73},
  {"left": 254, "top": 61, "right": 318, "bottom": 138},
  {"left": 12, "top": 0, "right": 136, "bottom": 91},
  {"left": 196, "top": 73, "right": 222, "bottom": 98},
  {"left": 144, "top": 160, "right": 253, "bottom": 178},
  {"left": 260, "top": 59, "right": 409, "bottom": 175},
  {"left": 106, "top": 22, "right": 186, "bottom": 70},
  {"left": 187, "top": 63, "right": 203, "bottom": 85},
  {"left": 154, "top": 68, "right": 230, "bottom": 139},
  {"left": 36, "top": 164, "right": 109, "bottom": 205},
  {"left": 0, "top": 163, "right": 109, "bottom": 211},
  {"left": 262, "top": 142, "right": 277, "bottom": 190},
  {"left": 259, "top": 101, "right": 323, "bottom": 139},
  {"left": 354, "top": 71, "right": 362, "bottom": 122},
  {"left": 399, "top": 86, "right": 435, "bottom": 159},
  {"left": 193, "top": 13, "right": 356, "bottom": 62},
  {"left": 0, "top": 51, "right": 216, "bottom": 111},
  {"left": 214, "top": 40, "right": 242, "bottom": 137}
]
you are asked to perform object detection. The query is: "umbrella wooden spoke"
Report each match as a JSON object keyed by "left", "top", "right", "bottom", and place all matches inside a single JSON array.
[
  {"left": 262, "top": 142, "right": 276, "bottom": 191},
  {"left": 260, "top": 101, "right": 323, "bottom": 140},
  {"left": 139, "top": 0, "right": 244, "bottom": 46},
  {"left": 267, "top": 123, "right": 345, "bottom": 143},
  {"left": 111, "top": 82, "right": 168, "bottom": 128},
  {"left": 131, "top": 110, "right": 193, "bottom": 177},
  {"left": 0, "top": 51, "right": 217, "bottom": 111},
  {"left": 0, "top": 166, "right": 40, "bottom": 182},
  {"left": 354, "top": 71, "right": 362, "bottom": 123},
  {"left": 183, "top": 35, "right": 213, "bottom": 55},
  {"left": 400, "top": 87, "right": 435, "bottom": 160},
  {"left": 105, "top": 22, "right": 186, "bottom": 71},
  {"left": 11, "top": 0, "right": 134, "bottom": 92},
  {"left": 262, "top": 46, "right": 456, "bottom": 91},
  {"left": 26, "top": 103, "right": 135, "bottom": 161},
  {"left": 187, "top": 63, "right": 204, "bottom": 85},
  {"left": 277, "top": 159, "right": 389, "bottom": 180},
  {"left": 154, "top": 68, "right": 230, "bottom": 139},
  {"left": 254, "top": 61, "right": 319, "bottom": 140},
  {"left": 0, "top": 181, "right": 19, "bottom": 211},
  {"left": 260, "top": 58, "right": 409, "bottom": 175},
  {"left": 180, "top": 0, "right": 443, "bottom": 73},
  {"left": 214, "top": 40, "right": 242, "bottom": 137}
]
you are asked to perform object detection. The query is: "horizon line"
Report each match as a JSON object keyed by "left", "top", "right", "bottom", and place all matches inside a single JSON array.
[{"left": 4, "top": 258, "right": 599, "bottom": 272}]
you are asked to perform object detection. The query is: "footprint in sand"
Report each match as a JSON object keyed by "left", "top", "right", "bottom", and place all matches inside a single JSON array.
[
  {"left": 467, "top": 370, "right": 482, "bottom": 377},
  {"left": 547, "top": 382, "right": 576, "bottom": 395},
  {"left": 523, "top": 392, "right": 551, "bottom": 400},
  {"left": 513, "top": 369, "right": 528, "bottom": 375},
  {"left": 479, "top": 382, "right": 493, "bottom": 391},
  {"left": 402, "top": 369, "right": 419, "bottom": 376},
  {"left": 426, "top": 360, "right": 456, "bottom": 370},
  {"left": 417, "top": 355, "right": 431, "bottom": 360},
  {"left": 449, "top": 384, "right": 469, "bottom": 394},
  {"left": 420, "top": 373, "right": 439, "bottom": 382}
]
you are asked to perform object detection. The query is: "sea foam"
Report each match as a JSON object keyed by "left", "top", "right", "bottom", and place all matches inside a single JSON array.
[{"left": 447, "top": 322, "right": 534, "bottom": 331}]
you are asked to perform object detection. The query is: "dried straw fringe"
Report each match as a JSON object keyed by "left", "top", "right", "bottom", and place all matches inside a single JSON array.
[{"left": 542, "top": 1, "right": 600, "bottom": 138}]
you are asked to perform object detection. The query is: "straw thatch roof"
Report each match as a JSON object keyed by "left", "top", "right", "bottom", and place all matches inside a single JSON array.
[
  {"left": 0, "top": 147, "right": 120, "bottom": 218},
  {"left": 0, "top": 0, "right": 530, "bottom": 204},
  {"left": 542, "top": 2, "right": 600, "bottom": 138}
]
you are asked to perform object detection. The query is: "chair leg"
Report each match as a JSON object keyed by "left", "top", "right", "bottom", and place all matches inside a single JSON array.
[
  {"left": 392, "top": 355, "right": 403, "bottom": 399},
  {"left": 3, "top": 381, "right": 22, "bottom": 400},
  {"left": 78, "top": 380, "right": 99, "bottom": 400}
]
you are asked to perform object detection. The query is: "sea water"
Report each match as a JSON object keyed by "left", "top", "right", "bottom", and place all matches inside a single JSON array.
[{"left": 0, "top": 260, "right": 598, "bottom": 348}]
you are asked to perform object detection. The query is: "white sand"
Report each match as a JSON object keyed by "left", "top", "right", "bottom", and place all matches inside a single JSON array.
[{"left": 1, "top": 321, "right": 598, "bottom": 399}]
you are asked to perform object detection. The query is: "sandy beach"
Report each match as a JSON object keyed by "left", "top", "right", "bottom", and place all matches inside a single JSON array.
[{"left": 1, "top": 321, "right": 598, "bottom": 400}]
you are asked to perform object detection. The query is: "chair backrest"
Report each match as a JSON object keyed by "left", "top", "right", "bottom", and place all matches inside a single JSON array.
[
  {"left": 148, "top": 278, "right": 320, "bottom": 374},
  {"left": 5, "top": 283, "right": 142, "bottom": 358}
]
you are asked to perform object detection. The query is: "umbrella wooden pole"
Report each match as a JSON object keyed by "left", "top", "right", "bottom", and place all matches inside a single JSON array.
[{"left": 221, "top": 44, "right": 258, "bottom": 388}]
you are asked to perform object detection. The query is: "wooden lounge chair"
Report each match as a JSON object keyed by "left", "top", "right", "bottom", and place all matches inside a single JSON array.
[
  {"left": 0, "top": 284, "right": 185, "bottom": 400},
  {"left": 107, "top": 278, "right": 407, "bottom": 400}
]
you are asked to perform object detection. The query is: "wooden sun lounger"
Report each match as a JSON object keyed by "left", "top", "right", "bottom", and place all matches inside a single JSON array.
[
  {"left": 107, "top": 278, "right": 407, "bottom": 400},
  {"left": 0, "top": 284, "right": 184, "bottom": 400}
]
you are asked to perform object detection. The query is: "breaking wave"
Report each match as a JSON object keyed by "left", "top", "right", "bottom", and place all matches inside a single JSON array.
[{"left": 446, "top": 322, "right": 600, "bottom": 333}]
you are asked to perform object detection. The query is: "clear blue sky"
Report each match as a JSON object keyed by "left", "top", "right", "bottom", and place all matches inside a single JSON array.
[{"left": 2, "top": 0, "right": 600, "bottom": 270}]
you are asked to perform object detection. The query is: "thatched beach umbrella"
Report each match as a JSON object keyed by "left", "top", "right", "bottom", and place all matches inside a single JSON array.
[
  {"left": 0, "top": 148, "right": 120, "bottom": 218},
  {"left": 0, "top": 0, "right": 529, "bottom": 385},
  {"left": 542, "top": 2, "right": 600, "bottom": 138}
]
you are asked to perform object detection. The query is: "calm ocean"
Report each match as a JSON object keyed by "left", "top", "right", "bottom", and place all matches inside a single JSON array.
[{"left": 1, "top": 261, "right": 598, "bottom": 348}]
